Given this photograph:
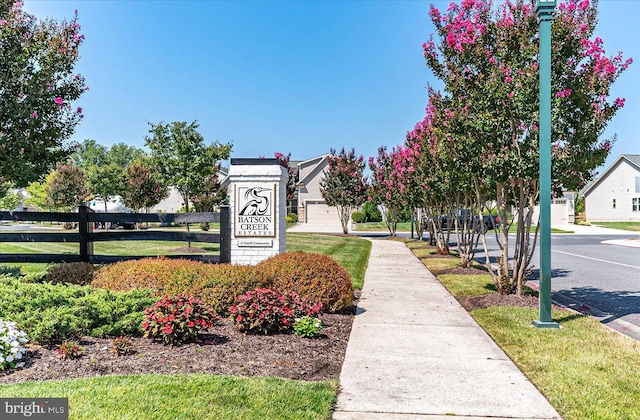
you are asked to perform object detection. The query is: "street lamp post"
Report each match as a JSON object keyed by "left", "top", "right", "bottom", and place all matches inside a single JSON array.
[{"left": 534, "top": 0, "right": 560, "bottom": 329}]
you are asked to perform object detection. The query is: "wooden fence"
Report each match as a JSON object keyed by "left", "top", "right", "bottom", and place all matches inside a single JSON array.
[{"left": 0, "top": 206, "right": 230, "bottom": 264}]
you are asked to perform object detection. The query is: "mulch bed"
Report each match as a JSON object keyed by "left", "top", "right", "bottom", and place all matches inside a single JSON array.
[
  {"left": 0, "top": 295, "right": 359, "bottom": 385},
  {"left": 459, "top": 294, "right": 538, "bottom": 311}
]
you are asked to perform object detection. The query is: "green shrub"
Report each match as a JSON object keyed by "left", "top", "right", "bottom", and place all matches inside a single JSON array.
[
  {"left": 293, "top": 316, "right": 323, "bottom": 338},
  {"left": 257, "top": 252, "right": 354, "bottom": 312},
  {"left": 363, "top": 201, "right": 382, "bottom": 222},
  {"left": 351, "top": 211, "right": 366, "bottom": 223},
  {"left": 0, "top": 276, "right": 154, "bottom": 346},
  {"left": 0, "top": 265, "right": 21, "bottom": 278},
  {"left": 44, "top": 262, "right": 96, "bottom": 286},
  {"left": 287, "top": 213, "right": 298, "bottom": 223}
]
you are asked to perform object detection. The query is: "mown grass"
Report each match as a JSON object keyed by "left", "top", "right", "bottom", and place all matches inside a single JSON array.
[
  {"left": 592, "top": 221, "right": 640, "bottom": 232},
  {"left": 417, "top": 257, "right": 460, "bottom": 274},
  {"left": 0, "top": 374, "right": 339, "bottom": 420},
  {"left": 286, "top": 233, "right": 371, "bottom": 290},
  {"left": 353, "top": 221, "right": 412, "bottom": 232},
  {"left": 438, "top": 273, "right": 497, "bottom": 297},
  {"left": 474, "top": 308, "right": 640, "bottom": 420},
  {"left": 403, "top": 239, "right": 640, "bottom": 420}
]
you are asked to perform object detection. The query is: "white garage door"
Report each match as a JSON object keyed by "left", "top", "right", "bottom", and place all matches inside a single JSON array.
[{"left": 305, "top": 201, "right": 338, "bottom": 224}]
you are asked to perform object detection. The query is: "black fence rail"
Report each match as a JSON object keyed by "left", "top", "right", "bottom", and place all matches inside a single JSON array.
[{"left": 0, "top": 206, "right": 231, "bottom": 264}]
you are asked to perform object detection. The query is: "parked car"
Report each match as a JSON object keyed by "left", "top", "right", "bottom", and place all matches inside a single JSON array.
[{"left": 438, "top": 210, "right": 497, "bottom": 233}]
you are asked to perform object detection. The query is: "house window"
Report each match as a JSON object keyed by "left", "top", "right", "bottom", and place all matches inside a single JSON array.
[
  {"left": 633, "top": 197, "right": 640, "bottom": 212},
  {"left": 613, "top": 199, "right": 616, "bottom": 209}
]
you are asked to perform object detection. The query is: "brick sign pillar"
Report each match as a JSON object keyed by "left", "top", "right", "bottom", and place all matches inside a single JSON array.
[{"left": 228, "top": 158, "right": 288, "bottom": 265}]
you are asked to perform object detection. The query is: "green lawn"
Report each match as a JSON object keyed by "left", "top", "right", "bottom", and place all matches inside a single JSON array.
[
  {"left": 286, "top": 233, "right": 371, "bottom": 290},
  {"left": 591, "top": 221, "right": 640, "bottom": 232},
  {"left": 353, "top": 221, "right": 412, "bottom": 232},
  {"left": 406, "top": 240, "right": 640, "bottom": 420},
  {"left": 0, "top": 375, "right": 338, "bottom": 420}
]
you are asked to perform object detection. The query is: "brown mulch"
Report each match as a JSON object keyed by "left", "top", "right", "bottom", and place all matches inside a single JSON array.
[
  {"left": 0, "top": 294, "right": 360, "bottom": 385},
  {"left": 457, "top": 293, "right": 563, "bottom": 312},
  {"left": 437, "top": 266, "right": 489, "bottom": 276}
]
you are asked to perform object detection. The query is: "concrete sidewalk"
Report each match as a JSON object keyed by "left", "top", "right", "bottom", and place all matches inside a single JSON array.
[{"left": 333, "top": 239, "right": 561, "bottom": 419}]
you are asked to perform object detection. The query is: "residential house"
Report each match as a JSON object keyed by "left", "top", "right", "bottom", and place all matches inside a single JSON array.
[
  {"left": 582, "top": 154, "right": 640, "bottom": 222},
  {"left": 296, "top": 155, "right": 339, "bottom": 224}
]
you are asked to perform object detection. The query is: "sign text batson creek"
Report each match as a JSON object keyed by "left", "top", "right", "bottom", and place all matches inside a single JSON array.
[{"left": 234, "top": 184, "right": 276, "bottom": 237}]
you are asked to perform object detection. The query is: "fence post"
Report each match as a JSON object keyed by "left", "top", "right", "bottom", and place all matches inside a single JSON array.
[
  {"left": 78, "top": 205, "right": 94, "bottom": 263},
  {"left": 219, "top": 206, "right": 231, "bottom": 264}
]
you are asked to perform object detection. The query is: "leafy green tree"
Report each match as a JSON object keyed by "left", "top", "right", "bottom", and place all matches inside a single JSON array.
[
  {"left": 0, "top": 1, "right": 87, "bottom": 187},
  {"left": 86, "top": 163, "right": 127, "bottom": 212},
  {"left": 320, "top": 148, "right": 367, "bottom": 234},
  {"left": 145, "top": 121, "right": 232, "bottom": 213},
  {"left": 145, "top": 121, "right": 231, "bottom": 245},
  {"left": 46, "top": 163, "right": 90, "bottom": 211},
  {"left": 105, "top": 142, "right": 144, "bottom": 168},
  {"left": 0, "top": 183, "right": 21, "bottom": 210},
  {"left": 71, "top": 140, "right": 108, "bottom": 169},
  {"left": 122, "top": 162, "right": 168, "bottom": 213},
  {"left": 25, "top": 176, "right": 56, "bottom": 212}
]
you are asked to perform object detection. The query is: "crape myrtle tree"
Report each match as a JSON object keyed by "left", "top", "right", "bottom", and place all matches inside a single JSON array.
[
  {"left": 320, "top": 148, "right": 367, "bottom": 234},
  {"left": 406, "top": 96, "right": 458, "bottom": 255},
  {"left": 145, "top": 120, "right": 231, "bottom": 246},
  {"left": 45, "top": 163, "right": 90, "bottom": 211},
  {"left": 421, "top": 0, "right": 631, "bottom": 294},
  {"left": 122, "top": 161, "right": 168, "bottom": 213},
  {"left": 368, "top": 144, "right": 426, "bottom": 238},
  {"left": 190, "top": 163, "right": 227, "bottom": 212},
  {"left": 430, "top": 90, "right": 494, "bottom": 268},
  {"left": 0, "top": 0, "right": 87, "bottom": 187}
]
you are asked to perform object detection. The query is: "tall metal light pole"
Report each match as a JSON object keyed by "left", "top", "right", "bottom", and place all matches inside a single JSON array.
[{"left": 533, "top": 0, "right": 560, "bottom": 328}]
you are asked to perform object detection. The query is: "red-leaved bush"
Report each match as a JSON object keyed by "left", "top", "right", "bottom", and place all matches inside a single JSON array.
[
  {"left": 142, "top": 294, "right": 217, "bottom": 345},
  {"left": 228, "top": 288, "right": 322, "bottom": 335},
  {"left": 257, "top": 252, "right": 354, "bottom": 312}
]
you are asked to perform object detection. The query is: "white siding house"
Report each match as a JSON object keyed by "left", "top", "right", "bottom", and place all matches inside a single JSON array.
[{"left": 582, "top": 154, "right": 640, "bottom": 222}]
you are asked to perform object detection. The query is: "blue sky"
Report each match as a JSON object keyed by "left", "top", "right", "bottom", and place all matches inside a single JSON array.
[{"left": 23, "top": 0, "right": 639, "bottom": 172}]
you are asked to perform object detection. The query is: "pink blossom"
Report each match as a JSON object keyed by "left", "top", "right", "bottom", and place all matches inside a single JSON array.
[
  {"left": 555, "top": 88, "right": 571, "bottom": 98},
  {"left": 31, "top": 111, "right": 38, "bottom": 118},
  {"left": 614, "top": 98, "right": 625, "bottom": 107},
  {"left": 54, "top": 97, "right": 64, "bottom": 105}
]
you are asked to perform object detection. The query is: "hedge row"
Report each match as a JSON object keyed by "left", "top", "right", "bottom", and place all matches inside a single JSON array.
[{"left": 92, "top": 252, "right": 354, "bottom": 315}]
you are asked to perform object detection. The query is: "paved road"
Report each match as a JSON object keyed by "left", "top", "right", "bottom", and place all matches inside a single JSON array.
[{"left": 527, "top": 234, "right": 640, "bottom": 339}]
